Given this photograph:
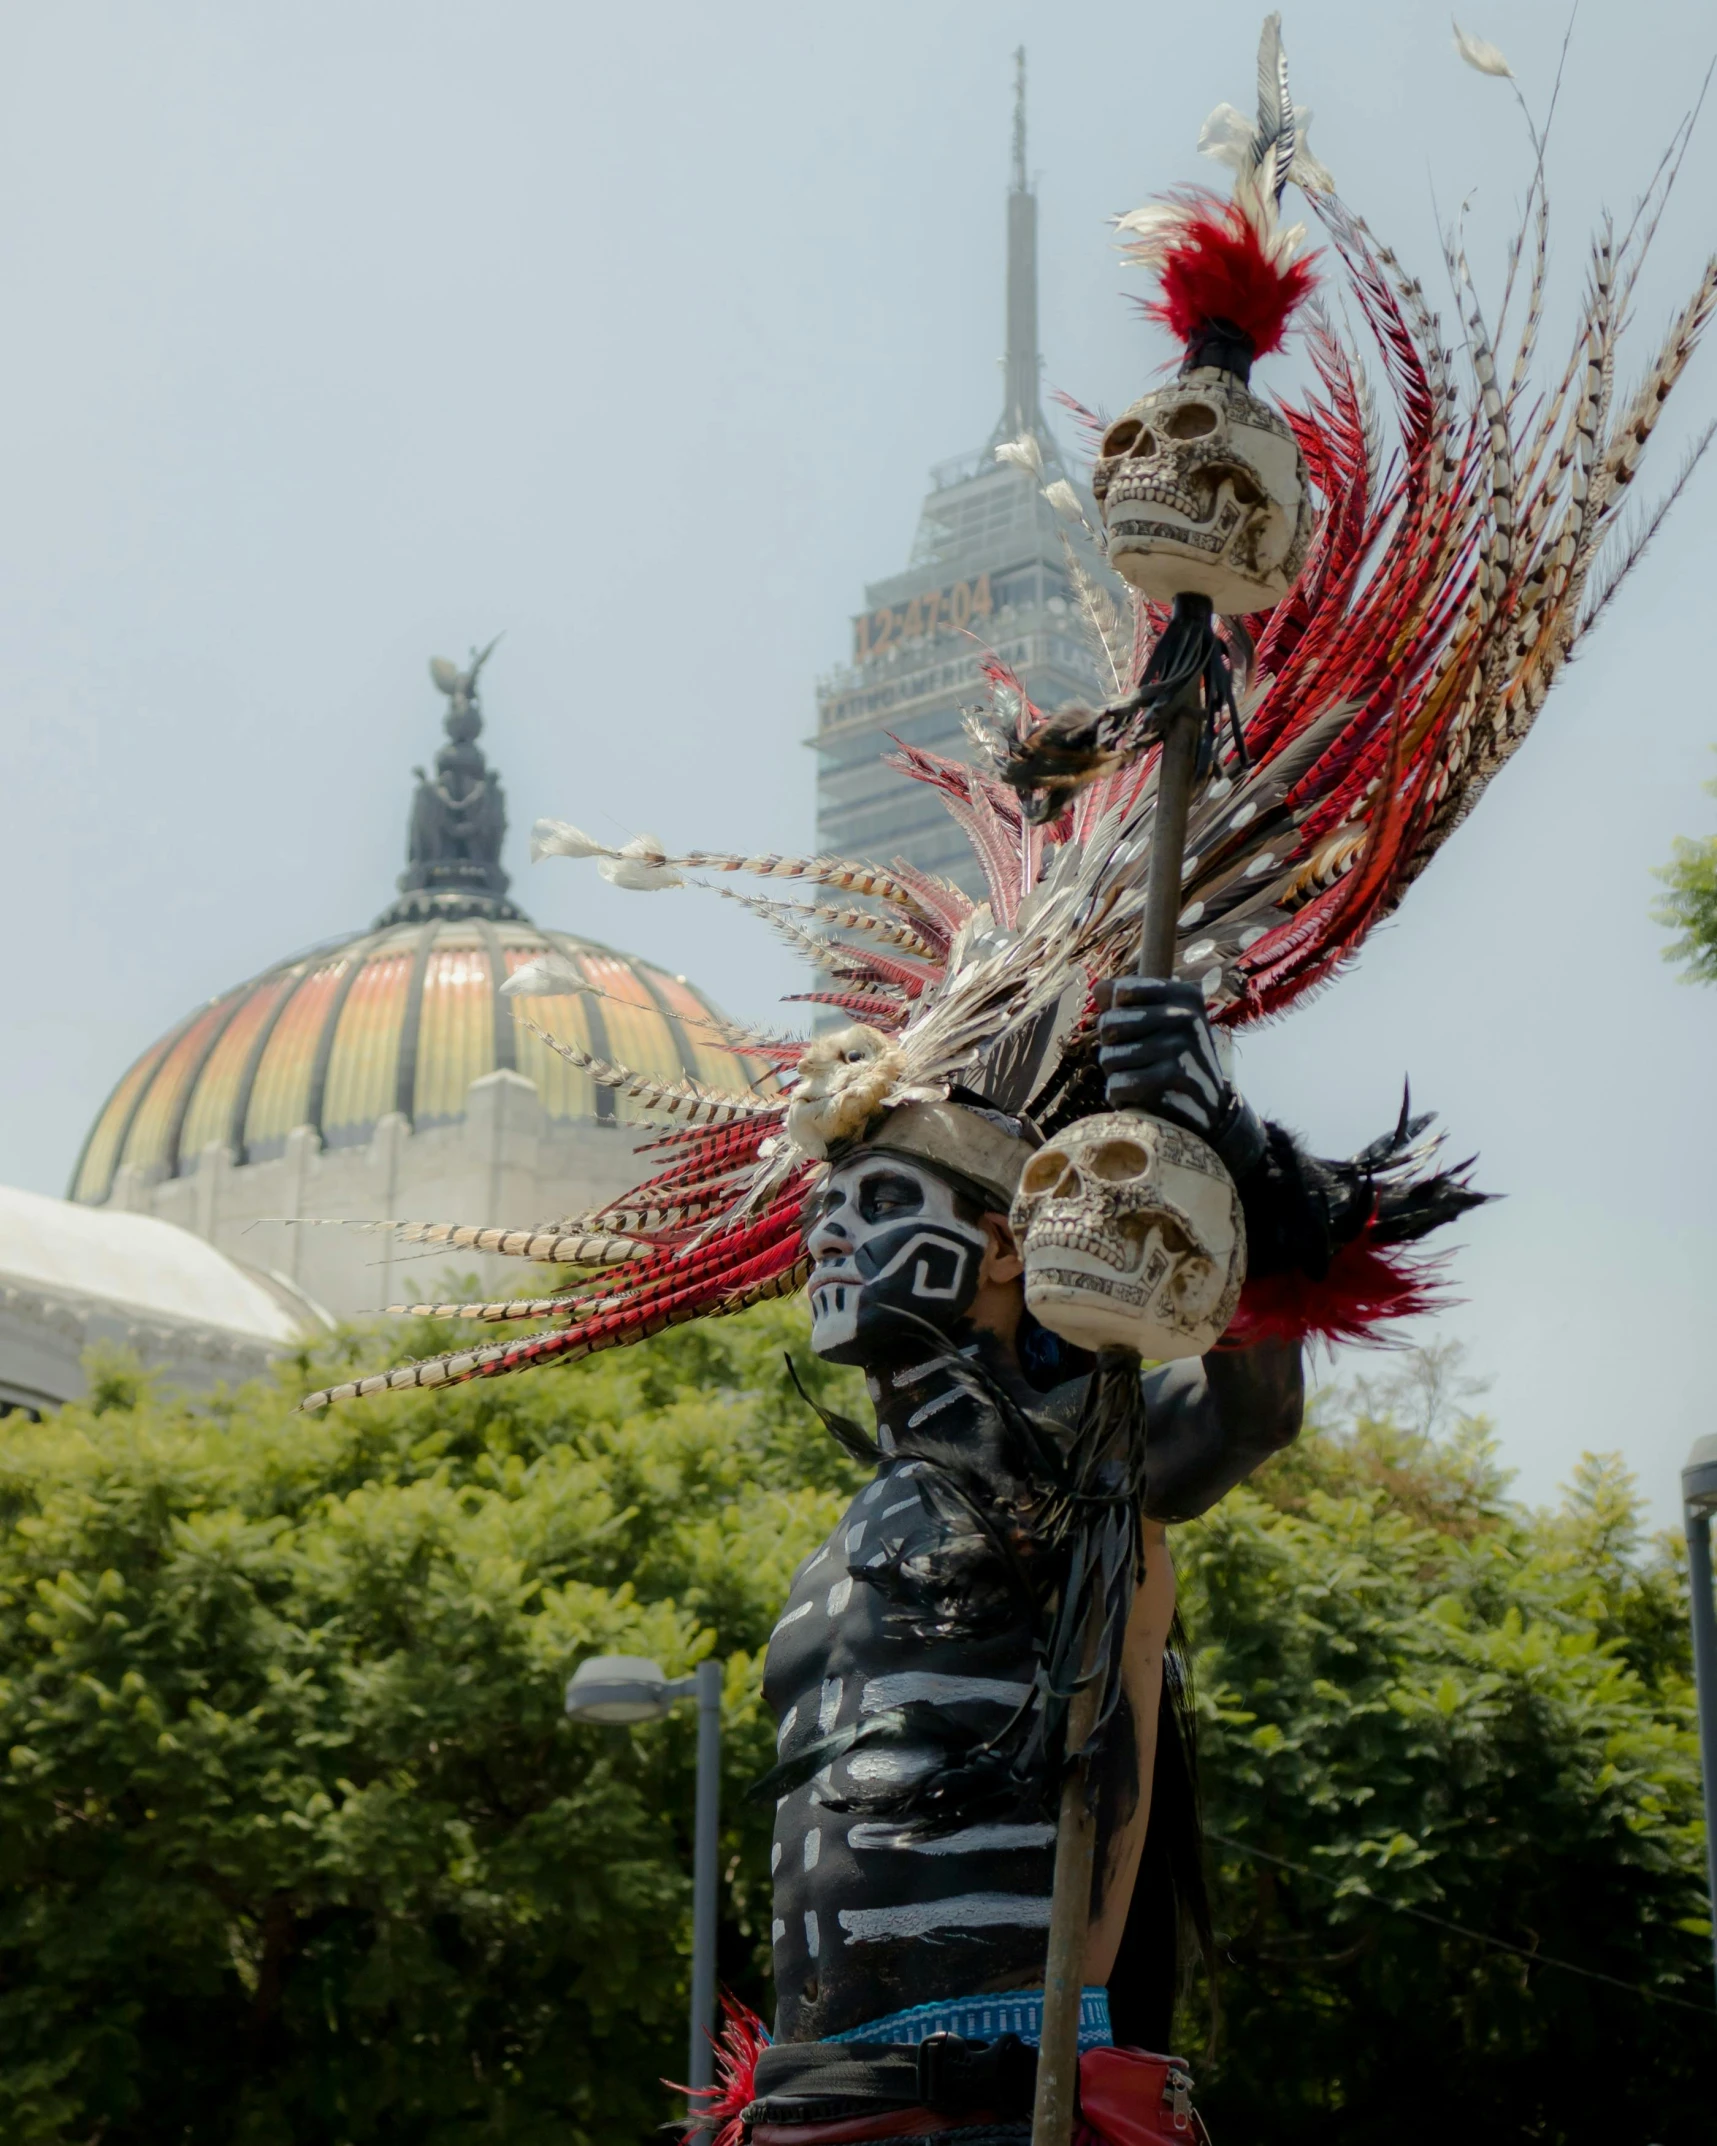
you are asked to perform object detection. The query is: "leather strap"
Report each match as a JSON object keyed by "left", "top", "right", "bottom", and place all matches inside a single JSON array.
[{"left": 751, "top": 2035, "right": 1037, "bottom": 2126}]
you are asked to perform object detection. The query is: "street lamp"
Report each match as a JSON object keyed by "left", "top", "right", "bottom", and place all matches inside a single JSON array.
[
  {"left": 1683, "top": 1436, "right": 1717, "bottom": 2009},
  {"left": 566, "top": 1654, "right": 724, "bottom": 2135}
]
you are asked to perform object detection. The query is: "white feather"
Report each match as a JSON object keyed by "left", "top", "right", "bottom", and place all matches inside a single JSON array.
[
  {"left": 1452, "top": 20, "right": 1512, "bottom": 78},
  {"left": 1113, "top": 202, "right": 1186, "bottom": 263},
  {"left": 1042, "top": 479, "right": 1086, "bottom": 523},
  {"left": 499, "top": 952, "right": 589, "bottom": 998},
  {"left": 994, "top": 434, "right": 1044, "bottom": 478},
  {"left": 599, "top": 855, "right": 684, "bottom": 890},
  {"left": 1197, "top": 103, "right": 1253, "bottom": 173},
  {"left": 1288, "top": 116, "right": 1334, "bottom": 197},
  {"left": 530, "top": 817, "right": 606, "bottom": 862}
]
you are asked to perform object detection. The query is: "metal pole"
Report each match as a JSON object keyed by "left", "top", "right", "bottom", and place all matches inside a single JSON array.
[
  {"left": 1682, "top": 1436, "right": 1717, "bottom": 2008},
  {"left": 686, "top": 1657, "right": 723, "bottom": 2139}
]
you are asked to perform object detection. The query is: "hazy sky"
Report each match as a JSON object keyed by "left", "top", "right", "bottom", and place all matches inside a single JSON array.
[{"left": 5, "top": 1, "right": 1714, "bottom": 1521}]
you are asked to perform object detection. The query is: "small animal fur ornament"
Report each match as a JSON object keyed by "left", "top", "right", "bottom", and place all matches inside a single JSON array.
[
  {"left": 784, "top": 1025, "right": 904, "bottom": 1158},
  {"left": 300, "top": 15, "right": 1712, "bottom": 1410}
]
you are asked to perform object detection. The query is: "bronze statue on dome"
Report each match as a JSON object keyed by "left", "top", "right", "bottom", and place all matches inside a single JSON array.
[{"left": 382, "top": 635, "right": 524, "bottom": 926}]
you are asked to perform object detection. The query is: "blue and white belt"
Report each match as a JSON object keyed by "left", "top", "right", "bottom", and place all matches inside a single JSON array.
[{"left": 827, "top": 1986, "right": 1112, "bottom": 2052}]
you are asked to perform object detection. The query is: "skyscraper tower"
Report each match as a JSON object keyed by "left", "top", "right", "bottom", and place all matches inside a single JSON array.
[{"left": 812, "top": 52, "right": 1111, "bottom": 893}]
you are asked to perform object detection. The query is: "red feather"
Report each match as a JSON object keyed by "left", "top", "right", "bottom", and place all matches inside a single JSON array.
[
  {"left": 1145, "top": 191, "right": 1317, "bottom": 358},
  {"left": 671, "top": 1992, "right": 770, "bottom": 2146},
  {"left": 1223, "top": 1228, "right": 1453, "bottom": 1349}
]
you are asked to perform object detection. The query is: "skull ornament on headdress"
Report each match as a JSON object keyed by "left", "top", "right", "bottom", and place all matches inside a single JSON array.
[
  {"left": 1090, "top": 14, "right": 1326, "bottom": 618},
  {"left": 1010, "top": 1113, "right": 1244, "bottom": 1359},
  {"left": 1094, "top": 367, "right": 1312, "bottom": 612}
]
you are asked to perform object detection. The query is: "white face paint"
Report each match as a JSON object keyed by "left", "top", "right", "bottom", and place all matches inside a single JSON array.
[{"left": 805, "top": 1155, "right": 992, "bottom": 1364}]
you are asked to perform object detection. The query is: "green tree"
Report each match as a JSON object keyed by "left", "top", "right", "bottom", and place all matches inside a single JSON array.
[
  {"left": 0, "top": 1313, "right": 1710, "bottom": 2143},
  {"left": 1654, "top": 750, "right": 1717, "bottom": 981},
  {"left": 0, "top": 1303, "right": 865, "bottom": 2145},
  {"left": 1183, "top": 1379, "right": 1714, "bottom": 2142}
]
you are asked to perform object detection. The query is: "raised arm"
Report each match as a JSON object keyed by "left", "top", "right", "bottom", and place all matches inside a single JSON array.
[{"left": 1139, "top": 1339, "right": 1303, "bottom": 1522}]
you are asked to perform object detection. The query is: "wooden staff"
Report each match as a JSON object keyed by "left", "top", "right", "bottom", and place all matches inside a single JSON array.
[{"left": 1028, "top": 604, "right": 1211, "bottom": 2146}]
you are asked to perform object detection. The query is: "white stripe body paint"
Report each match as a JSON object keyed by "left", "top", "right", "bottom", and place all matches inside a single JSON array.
[
  {"left": 906, "top": 1387, "right": 961, "bottom": 1430},
  {"left": 845, "top": 1523, "right": 866, "bottom": 1554},
  {"left": 846, "top": 1747, "right": 934, "bottom": 1784},
  {"left": 803, "top": 1828, "right": 821, "bottom": 1871},
  {"left": 837, "top": 1894, "right": 1053, "bottom": 1943},
  {"left": 845, "top": 1821, "right": 1056, "bottom": 1855},
  {"left": 826, "top": 1577, "right": 853, "bottom": 1616},
  {"left": 776, "top": 1703, "right": 798, "bottom": 1751},
  {"left": 860, "top": 1672, "right": 1031, "bottom": 1713},
  {"left": 772, "top": 1841, "right": 783, "bottom": 1871},
  {"left": 804, "top": 1910, "right": 820, "bottom": 1958},
  {"left": 818, "top": 1677, "right": 843, "bottom": 1733},
  {"left": 772, "top": 1600, "right": 812, "bottom": 1636},
  {"left": 880, "top": 1496, "right": 918, "bottom": 1520},
  {"left": 772, "top": 1918, "right": 787, "bottom": 1945}
]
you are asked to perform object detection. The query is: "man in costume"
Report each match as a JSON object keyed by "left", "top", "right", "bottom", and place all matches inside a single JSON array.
[
  {"left": 303, "top": 13, "right": 1713, "bottom": 2141},
  {"left": 765, "top": 1024, "right": 1304, "bottom": 2049}
]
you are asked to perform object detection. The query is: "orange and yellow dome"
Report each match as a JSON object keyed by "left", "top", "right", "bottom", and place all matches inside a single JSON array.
[
  {"left": 73, "top": 644, "right": 769, "bottom": 1214},
  {"left": 71, "top": 915, "right": 763, "bottom": 1207}
]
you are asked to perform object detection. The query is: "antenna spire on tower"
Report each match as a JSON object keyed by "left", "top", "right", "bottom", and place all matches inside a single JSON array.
[
  {"left": 995, "top": 47, "right": 1046, "bottom": 447},
  {"left": 1011, "top": 45, "right": 1027, "bottom": 193}
]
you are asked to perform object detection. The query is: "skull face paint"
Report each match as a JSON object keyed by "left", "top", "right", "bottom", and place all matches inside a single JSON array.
[
  {"left": 1093, "top": 366, "right": 1312, "bottom": 614},
  {"left": 805, "top": 1155, "right": 993, "bottom": 1365},
  {"left": 1009, "top": 1112, "right": 1245, "bottom": 1360}
]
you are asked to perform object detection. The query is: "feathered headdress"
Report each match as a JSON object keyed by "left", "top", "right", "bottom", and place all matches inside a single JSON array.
[
  {"left": 1116, "top": 10, "right": 1329, "bottom": 372},
  {"left": 301, "top": 19, "right": 1714, "bottom": 1411}
]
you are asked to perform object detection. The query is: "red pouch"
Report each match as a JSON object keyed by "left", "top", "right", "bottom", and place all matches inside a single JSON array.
[{"left": 1077, "top": 2046, "right": 1207, "bottom": 2146}]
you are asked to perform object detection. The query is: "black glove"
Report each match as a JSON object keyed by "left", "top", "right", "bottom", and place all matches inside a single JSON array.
[{"left": 1094, "top": 976, "right": 1267, "bottom": 1180}]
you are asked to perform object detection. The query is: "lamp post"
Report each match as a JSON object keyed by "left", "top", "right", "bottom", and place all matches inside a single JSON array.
[
  {"left": 1683, "top": 1435, "right": 1717, "bottom": 2008},
  {"left": 566, "top": 1654, "right": 724, "bottom": 2137}
]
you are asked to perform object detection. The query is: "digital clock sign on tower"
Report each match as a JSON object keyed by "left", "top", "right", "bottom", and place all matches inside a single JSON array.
[{"left": 813, "top": 52, "right": 1114, "bottom": 897}]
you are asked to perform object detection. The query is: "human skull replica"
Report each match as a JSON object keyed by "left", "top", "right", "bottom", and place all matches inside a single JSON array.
[
  {"left": 1010, "top": 1112, "right": 1246, "bottom": 1359},
  {"left": 1093, "top": 367, "right": 1312, "bottom": 615}
]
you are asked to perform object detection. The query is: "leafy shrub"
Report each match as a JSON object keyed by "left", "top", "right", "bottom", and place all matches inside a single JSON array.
[
  {"left": 0, "top": 1302, "right": 862, "bottom": 2144},
  {"left": 1184, "top": 1375, "right": 1713, "bottom": 2142}
]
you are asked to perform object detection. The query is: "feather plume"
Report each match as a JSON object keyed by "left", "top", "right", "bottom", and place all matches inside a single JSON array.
[
  {"left": 499, "top": 951, "right": 589, "bottom": 998},
  {"left": 674, "top": 1994, "right": 770, "bottom": 2146},
  {"left": 1452, "top": 21, "right": 1513, "bottom": 79},
  {"left": 994, "top": 433, "right": 1045, "bottom": 477},
  {"left": 530, "top": 818, "right": 606, "bottom": 861},
  {"left": 1042, "top": 477, "right": 1087, "bottom": 524},
  {"left": 1135, "top": 190, "right": 1318, "bottom": 356}
]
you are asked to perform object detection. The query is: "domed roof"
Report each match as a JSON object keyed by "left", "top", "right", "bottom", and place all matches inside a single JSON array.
[
  {"left": 70, "top": 644, "right": 765, "bottom": 1207},
  {"left": 70, "top": 917, "right": 760, "bottom": 1206}
]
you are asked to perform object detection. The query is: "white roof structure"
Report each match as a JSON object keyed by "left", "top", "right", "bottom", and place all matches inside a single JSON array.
[{"left": 0, "top": 1182, "right": 329, "bottom": 1415}]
